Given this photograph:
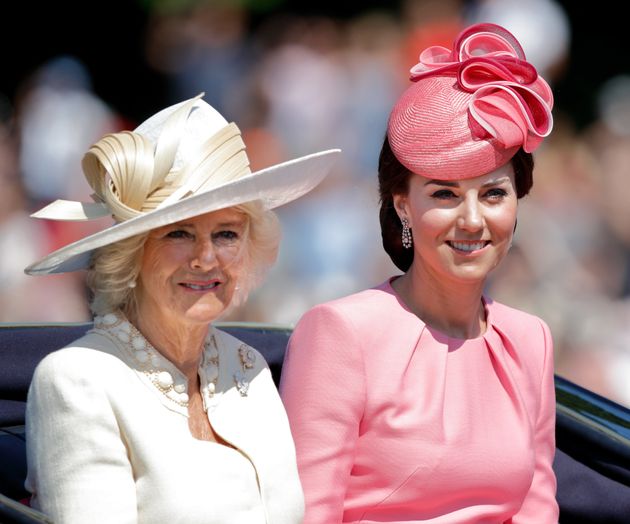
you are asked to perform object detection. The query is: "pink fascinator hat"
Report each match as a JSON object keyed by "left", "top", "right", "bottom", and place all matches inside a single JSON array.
[{"left": 387, "top": 23, "right": 554, "bottom": 180}]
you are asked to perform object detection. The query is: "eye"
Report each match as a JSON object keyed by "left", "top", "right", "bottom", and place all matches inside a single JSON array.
[
  {"left": 165, "top": 229, "right": 193, "bottom": 239},
  {"left": 431, "top": 189, "right": 456, "bottom": 200},
  {"left": 212, "top": 230, "right": 240, "bottom": 244},
  {"left": 484, "top": 188, "right": 508, "bottom": 200}
]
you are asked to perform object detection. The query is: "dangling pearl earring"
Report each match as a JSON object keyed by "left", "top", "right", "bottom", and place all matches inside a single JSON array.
[
  {"left": 401, "top": 217, "right": 413, "bottom": 249},
  {"left": 128, "top": 280, "right": 137, "bottom": 289}
]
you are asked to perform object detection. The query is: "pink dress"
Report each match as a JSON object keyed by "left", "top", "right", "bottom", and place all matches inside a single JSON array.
[{"left": 280, "top": 278, "right": 558, "bottom": 523}]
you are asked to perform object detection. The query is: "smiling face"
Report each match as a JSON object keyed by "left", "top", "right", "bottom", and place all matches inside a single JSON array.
[
  {"left": 393, "top": 163, "right": 518, "bottom": 286},
  {"left": 135, "top": 208, "right": 248, "bottom": 328}
]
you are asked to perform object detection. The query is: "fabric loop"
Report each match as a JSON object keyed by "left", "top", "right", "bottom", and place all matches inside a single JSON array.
[
  {"left": 458, "top": 57, "right": 538, "bottom": 91},
  {"left": 157, "top": 123, "right": 249, "bottom": 208},
  {"left": 152, "top": 94, "right": 203, "bottom": 186},
  {"left": 469, "top": 83, "right": 553, "bottom": 150}
]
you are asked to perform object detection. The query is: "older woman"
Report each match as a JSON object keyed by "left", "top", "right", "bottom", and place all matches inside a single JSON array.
[
  {"left": 280, "top": 23, "right": 559, "bottom": 523},
  {"left": 24, "top": 94, "right": 340, "bottom": 523}
]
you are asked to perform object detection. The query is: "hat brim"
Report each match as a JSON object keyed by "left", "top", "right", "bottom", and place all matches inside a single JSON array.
[{"left": 25, "top": 149, "right": 340, "bottom": 275}]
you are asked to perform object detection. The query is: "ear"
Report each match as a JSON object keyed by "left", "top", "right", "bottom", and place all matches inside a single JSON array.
[{"left": 392, "top": 193, "right": 409, "bottom": 222}]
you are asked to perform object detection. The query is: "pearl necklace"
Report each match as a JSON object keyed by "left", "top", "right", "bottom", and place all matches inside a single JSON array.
[{"left": 93, "top": 311, "right": 220, "bottom": 408}]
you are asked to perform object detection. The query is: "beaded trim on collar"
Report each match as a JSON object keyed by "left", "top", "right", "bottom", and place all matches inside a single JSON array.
[{"left": 92, "top": 311, "right": 220, "bottom": 410}]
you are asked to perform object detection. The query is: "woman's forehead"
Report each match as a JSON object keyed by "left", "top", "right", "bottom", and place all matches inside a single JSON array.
[
  {"left": 151, "top": 208, "right": 248, "bottom": 233},
  {"left": 412, "top": 162, "right": 516, "bottom": 188}
]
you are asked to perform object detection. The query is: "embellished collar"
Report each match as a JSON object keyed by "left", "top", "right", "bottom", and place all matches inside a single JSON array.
[{"left": 91, "top": 311, "right": 256, "bottom": 415}]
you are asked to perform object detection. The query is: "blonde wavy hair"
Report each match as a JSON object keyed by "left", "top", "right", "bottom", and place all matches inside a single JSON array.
[{"left": 87, "top": 201, "right": 280, "bottom": 318}]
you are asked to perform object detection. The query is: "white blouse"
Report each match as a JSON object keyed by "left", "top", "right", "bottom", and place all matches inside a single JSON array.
[{"left": 25, "top": 312, "right": 304, "bottom": 524}]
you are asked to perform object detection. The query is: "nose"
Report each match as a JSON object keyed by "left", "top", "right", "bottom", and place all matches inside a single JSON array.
[
  {"left": 190, "top": 239, "right": 217, "bottom": 270},
  {"left": 457, "top": 193, "right": 484, "bottom": 231}
]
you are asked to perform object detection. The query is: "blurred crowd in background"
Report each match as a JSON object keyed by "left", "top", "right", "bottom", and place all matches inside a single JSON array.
[{"left": 1, "top": 0, "right": 630, "bottom": 407}]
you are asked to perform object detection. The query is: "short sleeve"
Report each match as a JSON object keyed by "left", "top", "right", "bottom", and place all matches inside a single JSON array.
[{"left": 280, "top": 304, "right": 366, "bottom": 524}]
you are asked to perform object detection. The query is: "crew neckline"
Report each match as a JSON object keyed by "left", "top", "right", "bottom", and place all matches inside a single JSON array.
[{"left": 382, "top": 276, "right": 492, "bottom": 343}]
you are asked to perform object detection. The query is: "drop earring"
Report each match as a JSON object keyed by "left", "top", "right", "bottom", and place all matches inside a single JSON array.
[{"left": 401, "top": 217, "right": 412, "bottom": 249}]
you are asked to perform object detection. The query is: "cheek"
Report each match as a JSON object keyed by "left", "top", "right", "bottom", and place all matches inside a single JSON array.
[
  {"left": 491, "top": 205, "right": 518, "bottom": 237},
  {"left": 221, "top": 255, "right": 245, "bottom": 286},
  {"left": 414, "top": 208, "right": 454, "bottom": 236},
  {"left": 140, "top": 245, "right": 189, "bottom": 286}
]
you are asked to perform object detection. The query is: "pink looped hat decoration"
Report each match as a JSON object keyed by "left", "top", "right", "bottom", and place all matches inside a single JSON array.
[{"left": 388, "top": 23, "right": 554, "bottom": 180}]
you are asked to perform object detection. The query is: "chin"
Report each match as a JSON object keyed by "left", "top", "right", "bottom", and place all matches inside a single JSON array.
[
  {"left": 180, "top": 301, "right": 230, "bottom": 325},
  {"left": 443, "top": 264, "right": 495, "bottom": 284}
]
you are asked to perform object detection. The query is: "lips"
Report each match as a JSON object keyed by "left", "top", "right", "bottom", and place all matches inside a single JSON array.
[
  {"left": 446, "top": 240, "right": 490, "bottom": 253},
  {"left": 179, "top": 280, "right": 221, "bottom": 291}
]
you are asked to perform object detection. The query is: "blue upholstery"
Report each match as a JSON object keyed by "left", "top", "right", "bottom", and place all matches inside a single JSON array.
[{"left": 554, "top": 449, "right": 630, "bottom": 523}]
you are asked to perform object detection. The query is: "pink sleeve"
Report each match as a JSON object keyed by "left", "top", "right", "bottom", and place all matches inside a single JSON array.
[
  {"left": 512, "top": 320, "right": 559, "bottom": 523},
  {"left": 279, "top": 304, "right": 365, "bottom": 524}
]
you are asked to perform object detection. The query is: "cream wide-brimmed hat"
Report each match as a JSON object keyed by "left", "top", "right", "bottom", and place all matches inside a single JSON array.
[{"left": 25, "top": 94, "right": 341, "bottom": 275}]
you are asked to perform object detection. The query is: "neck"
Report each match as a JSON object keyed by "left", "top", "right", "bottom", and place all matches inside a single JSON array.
[
  {"left": 393, "top": 263, "right": 487, "bottom": 339},
  {"left": 127, "top": 307, "right": 209, "bottom": 381}
]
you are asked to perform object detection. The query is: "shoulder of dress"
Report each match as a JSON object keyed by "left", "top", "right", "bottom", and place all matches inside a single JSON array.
[
  {"left": 486, "top": 299, "right": 551, "bottom": 351},
  {"left": 34, "top": 332, "right": 129, "bottom": 379},
  {"left": 305, "top": 284, "right": 399, "bottom": 322},
  {"left": 212, "top": 327, "right": 256, "bottom": 351},
  {"left": 487, "top": 298, "right": 547, "bottom": 327},
  {"left": 211, "top": 327, "right": 268, "bottom": 371}
]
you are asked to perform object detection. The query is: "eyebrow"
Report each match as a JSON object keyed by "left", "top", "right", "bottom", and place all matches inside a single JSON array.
[
  {"left": 216, "top": 220, "right": 246, "bottom": 228},
  {"left": 174, "top": 219, "right": 246, "bottom": 228},
  {"left": 424, "top": 176, "right": 511, "bottom": 188}
]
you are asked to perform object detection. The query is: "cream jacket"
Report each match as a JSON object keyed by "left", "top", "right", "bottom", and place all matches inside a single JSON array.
[{"left": 25, "top": 313, "right": 304, "bottom": 524}]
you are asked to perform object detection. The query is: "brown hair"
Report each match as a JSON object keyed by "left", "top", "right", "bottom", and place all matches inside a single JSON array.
[{"left": 378, "top": 135, "right": 534, "bottom": 272}]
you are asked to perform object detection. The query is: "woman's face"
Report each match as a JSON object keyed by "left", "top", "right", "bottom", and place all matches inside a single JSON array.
[
  {"left": 136, "top": 208, "right": 248, "bottom": 327},
  {"left": 394, "top": 163, "right": 518, "bottom": 285}
]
